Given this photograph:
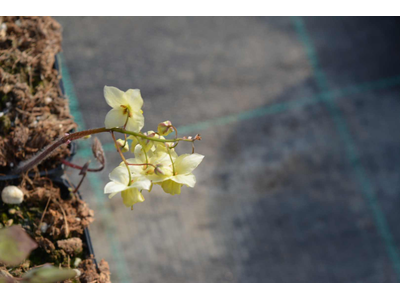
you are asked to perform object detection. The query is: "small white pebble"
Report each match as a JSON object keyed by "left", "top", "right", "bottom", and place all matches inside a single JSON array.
[
  {"left": 75, "top": 217, "right": 81, "bottom": 222},
  {"left": 5, "top": 102, "right": 11, "bottom": 108},
  {"left": 40, "top": 222, "right": 48, "bottom": 233},
  {"left": 15, "top": 20, "right": 22, "bottom": 27},
  {"left": 59, "top": 124, "right": 63, "bottom": 128},
  {"left": 73, "top": 258, "right": 82, "bottom": 268},
  {"left": 44, "top": 97, "right": 52, "bottom": 105},
  {"left": 0, "top": 23, "right": 7, "bottom": 31},
  {"left": 1, "top": 186, "right": 24, "bottom": 205},
  {"left": 0, "top": 112, "right": 4, "bottom": 117},
  {"left": 73, "top": 269, "right": 81, "bottom": 277},
  {"left": 9, "top": 162, "right": 14, "bottom": 167}
]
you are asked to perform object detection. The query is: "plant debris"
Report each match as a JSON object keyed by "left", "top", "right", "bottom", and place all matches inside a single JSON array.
[
  {"left": 0, "top": 176, "right": 110, "bottom": 282},
  {"left": 57, "top": 237, "right": 83, "bottom": 255},
  {"left": 79, "top": 259, "right": 111, "bottom": 283},
  {"left": 0, "top": 16, "right": 77, "bottom": 174}
]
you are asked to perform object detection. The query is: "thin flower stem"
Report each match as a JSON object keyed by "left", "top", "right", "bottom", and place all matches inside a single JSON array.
[
  {"left": 123, "top": 114, "right": 129, "bottom": 130},
  {"left": 111, "top": 127, "right": 192, "bottom": 143},
  {"left": 121, "top": 115, "right": 129, "bottom": 148},
  {"left": 139, "top": 140, "right": 149, "bottom": 166},
  {"left": 172, "top": 125, "right": 178, "bottom": 139},
  {"left": 12, "top": 127, "right": 197, "bottom": 175},
  {"left": 41, "top": 127, "right": 192, "bottom": 144},
  {"left": 111, "top": 131, "right": 132, "bottom": 186},
  {"left": 122, "top": 134, "right": 128, "bottom": 148},
  {"left": 170, "top": 125, "right": 179, "bottom": 148},
  {"left": 61, "top": 159, "right": 104, "bottom": 172},
  {"left": 126, "top": 162, "right": 157, "bottom": 169},
  {"left": 73, "top": 171, "right": 87, "bottom": 193},
  {"left": 167, "top": 147, "right": 176, "bottom": 175}
]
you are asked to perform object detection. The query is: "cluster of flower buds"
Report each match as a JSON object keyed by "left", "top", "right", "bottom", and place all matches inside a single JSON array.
[{"left": 102, "top": 86, "right": 204, "bottom": 209}]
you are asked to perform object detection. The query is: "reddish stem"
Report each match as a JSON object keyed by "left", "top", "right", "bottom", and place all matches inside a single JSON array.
[
  {"left": 73, "top": 171, "right": 87, "bottom": 193},
  {"left": 61, "top": 159, "right": 104, "bottom": 172}
]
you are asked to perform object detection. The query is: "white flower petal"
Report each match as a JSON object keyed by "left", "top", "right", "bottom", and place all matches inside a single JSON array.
[
  {"left": 171, "top": 174, "right": 196, "bottom": 187},
  {"left": 125, "top": 158, "right": 145, "bottom": 176},
  {"left": 146, "top": 174, "right": 171, "bottom": 183},
  {"left": 108, "top": 192, "right": 118, "bottom": 199},
  {"left": 104, "top": 86, "right": 126, "bottom": 108},
  {"left": 125, "top": 89, "right": 143, "bottom": 111},
  {"left": 104, "top": 181, "right": 128, "bottom": 194},
  {"left": 132, "top": 144, "right": 146, "bottom": 161},
  {"left": 125, "top": 110, "right": 144, "bottom": 133},
  {"left": 105, "top": 108, "right": 126, "bottom": 129},
  {"left": 175, "top": 153, "right": 204, "bottom": 175},
  {"left": 130, "top": 177, "right": 152, "bottom": 191},
  {"left": 109, "top": 165, "right": 130, "bottom": 185}
]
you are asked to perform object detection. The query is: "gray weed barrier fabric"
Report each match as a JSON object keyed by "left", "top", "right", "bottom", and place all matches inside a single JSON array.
[{"left": 56, "top": 16, "right": 400, "bottom": 282}]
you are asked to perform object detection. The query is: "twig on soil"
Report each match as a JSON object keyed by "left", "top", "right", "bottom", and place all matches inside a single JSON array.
[
  {"left": 52, "top": 198, "right": 69, "bottom": 238},
  {"left": 39, "top": 196, "right": 52, "bottom": 228}
]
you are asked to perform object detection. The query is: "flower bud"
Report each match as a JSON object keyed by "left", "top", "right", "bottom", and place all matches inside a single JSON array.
[
  {"left": 1, "top": 186, "right": 24, "bottom": 205},
  {"left": 143, "top": 131, "right": 160, "bottom": 152},
  {"left": 164, "top": 141, "right": 174, "bottom": 148},
  {"left": 154, "top": 164, "right": 164, "bottom": 175},
  {"left": 157, "top": 120, "right": 174, "bottom": 136},
  {"left": 115, "top": 139, "right": 129, "bottom": 153}
]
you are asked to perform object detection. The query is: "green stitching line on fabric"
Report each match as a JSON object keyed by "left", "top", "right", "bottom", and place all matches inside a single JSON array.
[
  {"left": 292, "top": 16, "right": 400, "bottom": 281},
  {"left": 58, "top": 53, "right": 132, "bottom": 283}
]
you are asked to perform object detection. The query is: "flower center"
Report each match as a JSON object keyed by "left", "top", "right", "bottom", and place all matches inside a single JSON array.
[{"left": 120, "top": 105, "right": 133, "bottom": 117}]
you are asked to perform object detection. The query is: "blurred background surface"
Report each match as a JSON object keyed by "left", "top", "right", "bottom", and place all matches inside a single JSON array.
[{"left": 55, "top": 17, "right": 400, "bottom": 282}]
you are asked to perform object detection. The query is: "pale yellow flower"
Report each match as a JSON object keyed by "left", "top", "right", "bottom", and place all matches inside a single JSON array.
[
  {"left": 127, "top": 144, "right": 174, "bottom": 182},
  {"left": 104, "top": 86, "right": 144, "bottom": 133},
  {"left": 160, "top": 153, "right": 204, "bottom": 195},
  {"left": 104, "top": 165, "right": 151, "bottom": 207}
]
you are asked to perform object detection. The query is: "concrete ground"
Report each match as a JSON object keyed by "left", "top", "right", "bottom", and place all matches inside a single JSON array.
[{"left": 55, "top": 17, "right": 400, "bottom": 282}]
